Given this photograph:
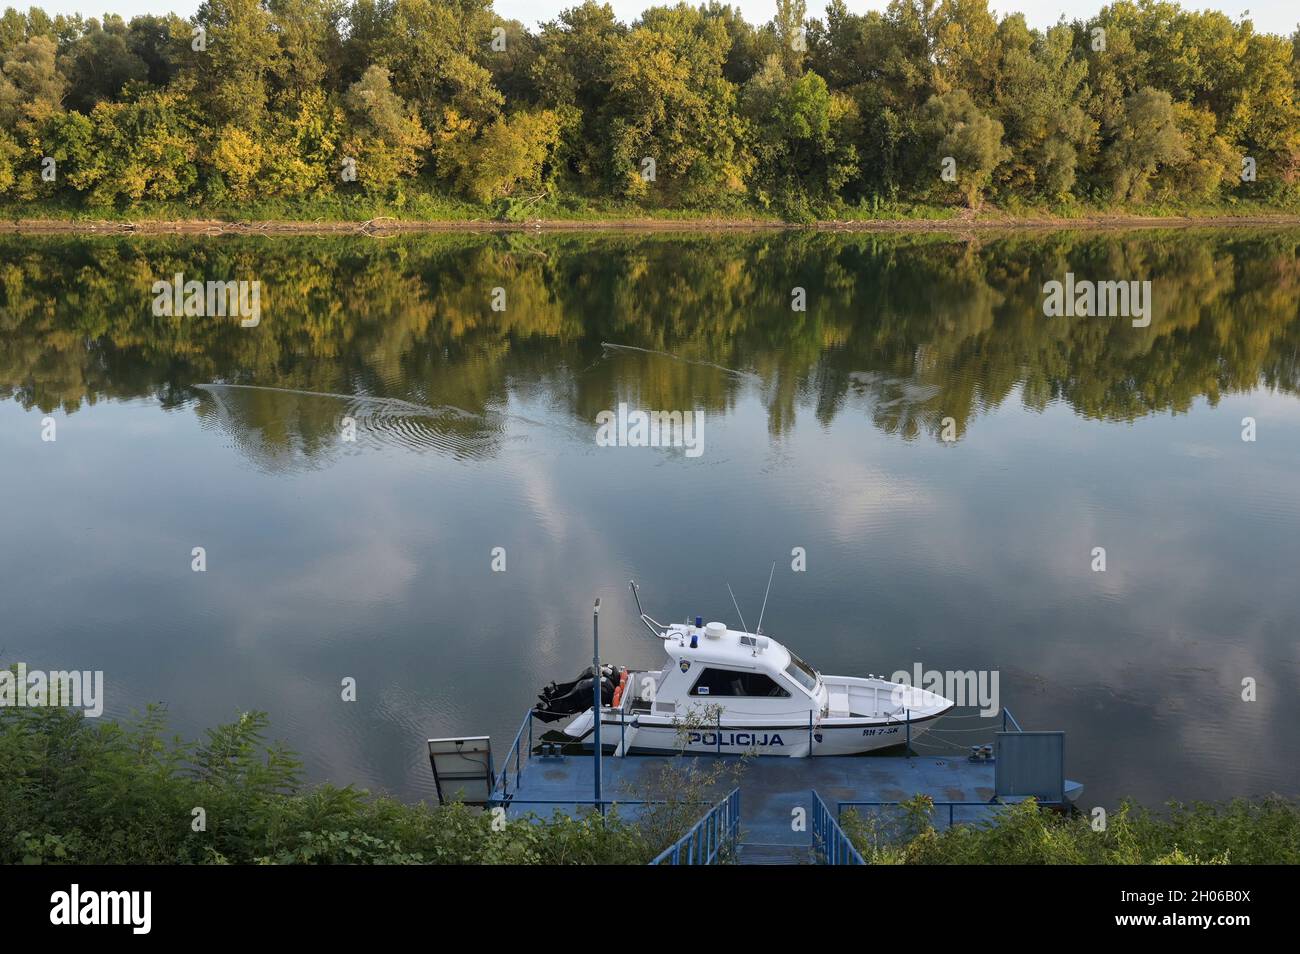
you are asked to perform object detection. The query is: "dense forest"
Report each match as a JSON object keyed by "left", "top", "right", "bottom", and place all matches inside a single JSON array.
[{"left": 0, "top": 0, "right": 1298, "bottom": 219}]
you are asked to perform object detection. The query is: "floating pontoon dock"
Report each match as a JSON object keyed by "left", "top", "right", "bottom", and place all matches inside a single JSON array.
[{"left": 430, "top": 706, "right": 1083, "bottom": 864}]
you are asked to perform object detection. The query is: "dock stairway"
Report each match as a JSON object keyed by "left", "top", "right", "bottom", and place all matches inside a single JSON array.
[
  {"left": 652, "top": 788, "right": 864, "bottom": 865},
  {"left": 735, "top": 842, "right": 816, "bottom": 865}
]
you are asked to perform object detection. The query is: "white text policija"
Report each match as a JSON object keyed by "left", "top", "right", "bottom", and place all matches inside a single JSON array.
[
  {"left": 1041, "top": 273, "right": 1152, "bottom": 328},
  {"left": 50, "top": 885, "right": 151, "bottom": 935}
]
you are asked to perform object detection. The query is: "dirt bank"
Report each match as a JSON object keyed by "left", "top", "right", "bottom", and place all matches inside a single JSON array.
[{"left": 5, "top": 212, "right": 1300, "bottom": 235}]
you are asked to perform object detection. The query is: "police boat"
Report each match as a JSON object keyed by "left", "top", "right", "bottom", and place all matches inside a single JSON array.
[{"left": 535, "top": 581, "right": 954, "bottom": 757}]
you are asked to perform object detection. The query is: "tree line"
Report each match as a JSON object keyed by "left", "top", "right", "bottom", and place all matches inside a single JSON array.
[{"left": 0, "top": 0, "right": 1297, "bottom": 218}]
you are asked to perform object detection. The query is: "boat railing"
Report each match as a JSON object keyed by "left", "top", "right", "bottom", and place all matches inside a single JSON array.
[
  {"left": 812, "top": 791, "right": 867, "bottom": 864},
  {"left": 1001, "top": 706, "right": 1024, "bottom": 733},
  {"left": 650, "top": 788, "right": 741, "bottom": 865}
]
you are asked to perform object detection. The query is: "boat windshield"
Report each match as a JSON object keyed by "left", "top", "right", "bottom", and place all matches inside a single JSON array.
[{"left": 785, "top": 652, "right": 820, "bottom": 693}]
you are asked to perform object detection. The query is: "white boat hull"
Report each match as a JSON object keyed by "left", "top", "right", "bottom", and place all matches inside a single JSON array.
[{"left": 563, "top": 710, "right": 946, "bottom": 757}]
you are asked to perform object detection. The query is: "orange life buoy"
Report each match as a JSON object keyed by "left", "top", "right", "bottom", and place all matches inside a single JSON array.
[{"left": 612, "top": 668, "right": 629, "bottom": 708}]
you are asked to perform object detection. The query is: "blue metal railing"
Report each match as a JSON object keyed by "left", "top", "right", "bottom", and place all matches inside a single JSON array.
[
  {"left": 492, "top": 708, "right": 709, "bottom": 822},
  {"left": 492, "top": 709, "right": 536, "bottom": 802},
  {"left": 833, "top": 707, "right": 1050, "bottom": 834},
  {"left": 812, "top": 791, "right": 867, "bottom": 865},
  {"left": 492, "top": 707, "right": 639, "bottom": 805},
  {"left": 837, "top": 799, "right": 1015, "bottom": 831},
  {"left": 502, "top": 798, "right": 657, "bottom": 809},
  {"left": 650, "top": 788, "right": 741, "bottom": 865},
  {"left": 1002, "top": 706, "right": 1023, "bottom": 733}
]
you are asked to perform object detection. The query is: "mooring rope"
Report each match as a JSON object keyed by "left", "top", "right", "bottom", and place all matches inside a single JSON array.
[
  {"left": 927, "top": 724, "right": 1004, "bottom": 734},
  {"left": 907, "top": 737, "right": 974, "bottom": 755}
]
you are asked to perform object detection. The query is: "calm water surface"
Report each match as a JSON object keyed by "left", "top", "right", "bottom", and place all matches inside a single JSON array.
[{"left": 2, "top": 228, "right": 1298, "bottom": 808}]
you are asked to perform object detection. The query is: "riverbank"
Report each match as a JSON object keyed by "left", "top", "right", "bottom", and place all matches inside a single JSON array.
[
  {"left": 8, "top": 213, "right": 1300, "bottom": 235},
  {"left": 3, "top": 701, "right": 1296, "bottom": 864},
  {"left": 6, "top": 197, "right": 1300, "bottom": 235}
]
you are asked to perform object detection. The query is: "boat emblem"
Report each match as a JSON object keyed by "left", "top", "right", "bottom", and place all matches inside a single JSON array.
[{"left": 679, "top": 660, "right": 691, "bottom": 673}]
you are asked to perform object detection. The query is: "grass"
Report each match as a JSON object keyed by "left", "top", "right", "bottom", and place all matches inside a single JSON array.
[
  {"left": 4, "top": 189, "right": 1298, "bottom": 228},
  {"left": 0, "top": 190, "right": 780, "bottom": 224}
]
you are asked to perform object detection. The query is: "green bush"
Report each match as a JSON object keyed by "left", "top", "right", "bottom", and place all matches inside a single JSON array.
[
  {"left": 842, "top": 793, "right": 1300, "bottom": 865},
  {"left": 0, "top": 702, "right": 655, "bottom": 864}
]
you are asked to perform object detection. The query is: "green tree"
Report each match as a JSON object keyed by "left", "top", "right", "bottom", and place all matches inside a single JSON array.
[
  {"left": 603, "top": 3, "right": 751, "bottom": 204},
  {"left": 436, "top": 107, "right": 561, "bottom": 202},
  {"left": 342, "top": 64, "right": 431, "bottom": 197},
  {"left": 126, "top": 14, "right": 185, "bottom": 87},
  {"left": 772, "top": 0, "right": 806, "bottom": 76},
  {"left": 0, "top": 35, "right": 64, "bottom": 129},
  {"left": 57, "top": 16, "right": 148, "bottom": 114},
  {"left": 1103, "top": 86, "right": 1189, "bottom": 201},
  {"left": 991, "top": 20, "right": 1092, "bottom": 199},
  {"left": 0, "top": 126, "right": 20, "bottom": 192},
  {"left": 532, "top": 2, "right": 628, "bottom": 186},
  {"left": 192, "top": 0, "right": 282, "bottom": 127},
  {"left": 370, "top": 0, "right": 503, "bottom": 133},
  {"left": 922, "top": 88, "right": 1008, "bottom": 207},
  {"left": 43, "top": 83, "right": 201, "bottom": 207},
  {"left": 703, "top": 2, "right": 774, "bottom": 86},
  {"left": 741, "top": 54, "right": 857, "bottom": 218},
  {"left": 268, "top": 0, "right": 344, "bottom": 99}
]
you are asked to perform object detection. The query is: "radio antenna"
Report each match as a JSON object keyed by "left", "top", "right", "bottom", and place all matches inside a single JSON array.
[
  {"left": 726, "top": 583, "right": 749, "bottom": 635},
  {"left": 755, "top": 562, "right": 776, "bottom": 636}
]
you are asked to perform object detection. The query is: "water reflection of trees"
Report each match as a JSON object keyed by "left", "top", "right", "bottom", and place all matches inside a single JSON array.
[{"left": 2, "top": 229, "right": 1297, "bottom": 458}]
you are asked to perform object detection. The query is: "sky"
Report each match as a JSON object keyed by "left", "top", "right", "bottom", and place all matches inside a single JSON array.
[{"left": 16, "top": 1, "right": 1300, "bottom": 37}]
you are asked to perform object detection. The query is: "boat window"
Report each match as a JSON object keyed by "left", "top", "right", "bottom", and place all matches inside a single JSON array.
[
  {"left": 784, "top": 653, "right": 819, "bottom": 693},
  {"left": 688, "top": 668, "right": 790, "bottom": 698}
]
